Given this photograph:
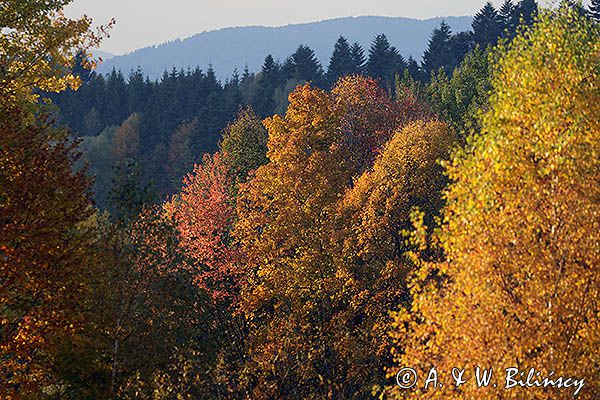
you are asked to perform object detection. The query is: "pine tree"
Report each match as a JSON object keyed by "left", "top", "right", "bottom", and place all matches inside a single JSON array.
[
  {"left": 590, "top": 0, "right": 600, "bottom": 21},
  {"left": 499, "top": 0, "right": 517, "bottom": 36},
  {"left": 291, "top": 45, "right": 323, "bottom": 84},
  {"left": 422, "top": 22, "right": 455, "bottom": 77},
  {"left": 406, "top": 56, "right": 423, "bottom": 81},
  {"left": 326, "top": 36, "right": 355, "bottom": 86},
  {"left": 350, "top": 42, "right": 366, "bottom": 75},
  {"left": 261, "top": 54, "right": 280, "bottom": 79},
  {"left": 449, "top": 31, "right": 474, "bottom": 63},
  {"left": 367, "top": 34, "right": 406, "bottom": 89},
  {"left": 472, "top": 2, "right": 503, "bottom": 48},
  {"left": 515, "top": 0, "right": 538, "bottom": 27}
]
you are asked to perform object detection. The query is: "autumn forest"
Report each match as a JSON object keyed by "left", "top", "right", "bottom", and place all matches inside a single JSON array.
[{"left": 0, "top": 0, "right": 598, "bottom": 399}]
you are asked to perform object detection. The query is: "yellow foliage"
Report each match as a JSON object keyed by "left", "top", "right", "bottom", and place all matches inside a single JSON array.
[
  {"left": 388, "top": 8, "right": 599, "bottom": 399},
  {"left": 0, "top": 1, "right": 110, "bottom": 106}
]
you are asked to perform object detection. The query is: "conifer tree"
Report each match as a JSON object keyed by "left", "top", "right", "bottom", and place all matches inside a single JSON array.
[
  {"left": 291, "top": 45, "right": 323, "bottom": 84},
  {"left": 472, "top": 2, "right": 503, "bottom": 48},
  {"left": 127, "top": 67, "right": 149, "bottom": 112},
  {"left": 367, "top": 34, "right": 406, "bottom": 89},
  {"left": 261, "top": 54, "right": 280, "bottom": 78},
  {"left": 350, "top": 42, "right": 367, "bottom": 74},
  {"left": 516, "top": 0, "right": 538, "bottom": 26},
  {"left": 590, "top": 0, "right": 600, "bottom": 21},
  {"left": 499, "top": 0, "right": 517, "bottom": 36},
  {"left": 449, "top": 31, "right": 474, "bottom": 63},
  {"left": 326, "top": 36, "right": 355, "bottom": 86},
  {"left": 422, "top": 22, "right": 455, "bottom": 77},
  {"left": 105, "top": 69, "right": 129, "bottom": 126}
]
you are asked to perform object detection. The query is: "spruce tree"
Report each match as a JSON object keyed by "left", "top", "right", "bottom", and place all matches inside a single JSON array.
[
  {"left": 261, "top": 54, "right": 280, "bottom": 78},
  {"left": 472, "top": 2, "right": 503, "bottom": 48},
  {"left": 406, "top": 56, "right": 423, "bottom": 81},
  {"left": 449, "top": 31, "right": 474, "bottom": 63},
  {"left": 255, "top": 55, "right": 280, "bottom": 117},
  {"left": 291, "top": 45, "right": 323, "bottom": 84},
  {"left": 422, "top": 22, "right": 455, "bottom": 77},
  {"left": 127, "top": 67, "right": 148, "bottom": 113},
  {"left": 105, "top": 68, "right": 128, "bottom": 126},
  {"left": 326, "top": 36, "right": 354, "bottom": 86},
  {"left": 223, "top": 70, "right": 243, "bottom": 117},
  {"left": 367, "top": 34, "right": 391, "bottom": 80},
  {"left": 280, "top": 56, "right": 296, "bottom": 80},
  {"left": 349, "top": 42, "right": 366, "bottom": 75},
  {"left": 241, "top": 65, "right": 252, "bottom": 86},
  {"left": 367, "top": 34, "right": 406, "bottom": 89},
  {"left": 590, "top": 0, "right": 600, "bottom": 21},
  {"left": 499, "top": 0, "right": 517, "bottom": 36},
  {"left": 515, "top": 0, "right": 538, "bottom": 27}
]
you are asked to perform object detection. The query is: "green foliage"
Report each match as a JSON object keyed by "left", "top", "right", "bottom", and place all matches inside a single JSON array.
[
  {"left": 167, "top": 118, "right": 197, "bottom": 190},
  {"left": 427, "top": 46, "right": 493, "bottom": 138},
  {"left": 219, "top": 108, "right": 268, "bottom": 184}
]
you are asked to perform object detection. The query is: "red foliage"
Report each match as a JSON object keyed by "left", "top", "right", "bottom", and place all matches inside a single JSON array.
[{"left": 169, "top": 152, "right": 241, "bottom": 304}]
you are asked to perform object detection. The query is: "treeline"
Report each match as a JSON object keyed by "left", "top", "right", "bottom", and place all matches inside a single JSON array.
[
  {"left": 49, "top": 0, "right": 543, "bottom": 207},
  {"left": 2, "top": 1, "right": 599, "bottom": 400}
]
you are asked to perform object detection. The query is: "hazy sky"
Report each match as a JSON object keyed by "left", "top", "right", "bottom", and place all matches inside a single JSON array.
[{"left": 65, "top": 0, "right": 561, "bottom": 55}]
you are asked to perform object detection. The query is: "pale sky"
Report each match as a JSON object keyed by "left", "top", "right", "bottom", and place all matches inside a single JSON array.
[{"left": 65, "top": 0, "right": 563, "bottom": 55}]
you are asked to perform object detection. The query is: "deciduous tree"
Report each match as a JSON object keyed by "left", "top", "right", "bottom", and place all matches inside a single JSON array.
[{"left": 388, "top": 9, "right": 599, "bottom": 399}]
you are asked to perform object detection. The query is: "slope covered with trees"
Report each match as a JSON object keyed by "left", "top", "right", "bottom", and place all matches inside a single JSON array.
[
  {"left": 49, "top": 0, "right": 543, "bottom": 209},
  {"left": 2, "top": 0, "right": 598, "bottom": 399}
]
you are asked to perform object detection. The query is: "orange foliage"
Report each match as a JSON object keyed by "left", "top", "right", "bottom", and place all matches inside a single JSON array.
[{"left": 169, "top": 152, "right": 241, "bottom": 304}]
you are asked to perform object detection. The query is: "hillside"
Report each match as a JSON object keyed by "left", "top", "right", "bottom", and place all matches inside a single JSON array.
[{"left": 97, "top": 15, "right": 472, "bottom": 79}]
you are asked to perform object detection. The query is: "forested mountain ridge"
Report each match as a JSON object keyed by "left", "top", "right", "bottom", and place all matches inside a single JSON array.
[
  {"left": 97, "top": 16, "right": 472, "bottom": 80},
  {"left": 49, "top": 0, "right": 543, "bottom": 209},
  {"left": 2, "top": 0, "right": 599, "bottom": 397}
]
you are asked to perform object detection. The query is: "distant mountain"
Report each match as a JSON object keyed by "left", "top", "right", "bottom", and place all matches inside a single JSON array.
[
  {"left": 91, "top": 50, "right": 115, "bottom": 62},
  {"left": 96, "top": 16, "right": 472, "bottom": 81}
]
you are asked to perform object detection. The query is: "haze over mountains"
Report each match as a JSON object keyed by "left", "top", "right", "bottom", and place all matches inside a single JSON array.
[{"left": 96, "top": 15, "right": 472, "bottom": 80}]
